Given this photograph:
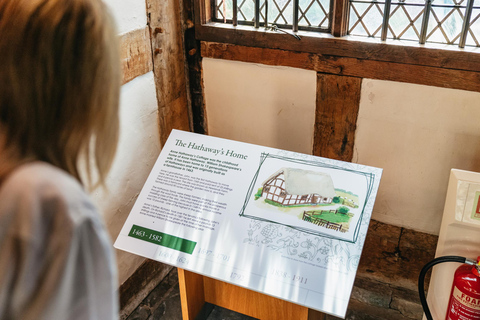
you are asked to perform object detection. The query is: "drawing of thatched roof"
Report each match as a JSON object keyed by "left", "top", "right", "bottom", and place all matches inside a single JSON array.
[{"left": 263, "top": 168, "right": 336, "bottom": 197}]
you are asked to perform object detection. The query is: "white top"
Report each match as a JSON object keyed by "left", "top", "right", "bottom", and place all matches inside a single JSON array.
[{"left": 0, "top": 162, "right": 119, "bottom": 320}]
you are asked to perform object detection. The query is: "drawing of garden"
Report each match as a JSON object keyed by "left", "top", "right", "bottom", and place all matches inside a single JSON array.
[
  {"left": 253, "top": 168, "right": 359, "bottom": 233},
  {"left": 240, "top": 152, "right": 376, "bottom": 243}
]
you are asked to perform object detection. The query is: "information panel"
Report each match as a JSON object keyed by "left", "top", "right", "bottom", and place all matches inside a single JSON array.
[{"left": 114, "top": 130, "right": 382, "bottom": 318}]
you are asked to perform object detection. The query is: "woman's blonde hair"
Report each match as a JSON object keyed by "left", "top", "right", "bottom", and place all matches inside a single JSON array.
[{"left": 0, "top": 0, "right": 120, "bottom": 188}]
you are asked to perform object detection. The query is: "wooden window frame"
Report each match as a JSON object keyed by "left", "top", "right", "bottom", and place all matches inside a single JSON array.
[{"left": 194, "top": 0, "right": 480, "bottom": 90}]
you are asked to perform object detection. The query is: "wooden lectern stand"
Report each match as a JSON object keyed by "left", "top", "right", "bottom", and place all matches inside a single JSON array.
[{"left": 178, "top": 268, "right": 326, "bottom": 320}]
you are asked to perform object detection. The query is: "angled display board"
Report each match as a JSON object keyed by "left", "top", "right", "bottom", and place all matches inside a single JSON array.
[{"left": 115, "top": 130, "right": 382, "bottom": 318}]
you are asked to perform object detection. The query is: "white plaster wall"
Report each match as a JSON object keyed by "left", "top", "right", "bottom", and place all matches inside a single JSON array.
[
  {"left": 91, "top": 72, "right": 160, "bottom": 284},
  {"left": 203, "top": 58, "right": 316, "bottom": 154},
  {"left": 104, "top": 0, "right": 147, "bottom": 35},
  {"left": 354, "top": 79, "right": 480, "bottom": 235}
]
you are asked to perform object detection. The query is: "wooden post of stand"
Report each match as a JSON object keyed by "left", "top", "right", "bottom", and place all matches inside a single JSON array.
[
  {"left": 178, "top": 269, "right": 206, "bottom": 320},
  {"left": 178, "top": 268, "right": 326, "bottom": 320}
]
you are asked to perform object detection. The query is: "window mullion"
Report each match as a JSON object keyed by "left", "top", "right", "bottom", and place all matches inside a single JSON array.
[
  {"left": 293, "top": 0, "right": 300, "bottom": 32},
  {"left": 381, "top": 0, "right": 392, "bottom": 40},
  {"left": 459, "top": 0, "right": 475, "bottom": 48},
  {"left": 265, "top": 0, "right": 269, "bottom": 28},
  {"left": 255, "top": 0, "right": 261, "bottom": 28},
  {"left": 332, "top": 0, "right": 350, "bottom": 36},
  {"left": 419, "top": 0, "right": 433, "bottom": 44},
  {"left": 210, "top": 0, "right": 216, "bottom": 23},
  {"left": 233, "top": 0, "right": 238, "bottom": 26}
]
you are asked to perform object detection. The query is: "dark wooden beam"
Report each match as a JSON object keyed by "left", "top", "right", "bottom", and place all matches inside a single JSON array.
[
  {"left": 147, "top": 0, "right": 191, "bottom": 146},
  {"left": 197, "top": 24, "right": 480, "bottom": 73},
  {"left": 201, "top": 41, "right": 480, "bottom": 92},
  {"left": 184, "top": 0, "right": 208, "bottom": 134},
  {"left": 313, "top": 73, "right": 361, "bottom": 161}
]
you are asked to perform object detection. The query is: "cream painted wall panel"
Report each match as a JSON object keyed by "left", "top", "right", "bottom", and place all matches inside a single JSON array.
[
  {"left": 354, "top": 79, "right": 480, "bottom": 235},
  {"left": 91, "top": 72, "right": 160, "bottom": 284},
  {"left": 103, "top": 0, "right": 147, "bottom": 35},
  {"left": 203, "top": 58, "right": 316, "bottom": 154}
]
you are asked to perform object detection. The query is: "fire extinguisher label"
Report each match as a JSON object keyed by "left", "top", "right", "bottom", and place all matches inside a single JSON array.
[{"left": 448, "top": 286, "right": 480, "bottom": 320}]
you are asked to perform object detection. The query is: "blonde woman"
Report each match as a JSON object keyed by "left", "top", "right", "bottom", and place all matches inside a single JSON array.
[{"left": 0, "top": 0, "right": 121, "bottom": 319}]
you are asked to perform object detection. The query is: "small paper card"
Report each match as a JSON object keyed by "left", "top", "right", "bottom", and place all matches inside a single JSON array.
[{"left": 114, "top": 130, "right": 382, "bottom": 318}]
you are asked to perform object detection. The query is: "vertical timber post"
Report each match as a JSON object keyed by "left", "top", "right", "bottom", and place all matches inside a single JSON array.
[
  {"left": 313, "top": 73, "right": 362, "bottom": 162},
  {"left": 146, "top": 0, "right": 191, "bottom": 146},
  {"left": 184, "top": 0, "right": 208, "bottom": 134}
]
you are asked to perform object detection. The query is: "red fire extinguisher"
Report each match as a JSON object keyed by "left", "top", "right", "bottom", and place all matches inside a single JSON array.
[
  {"left": 445, "top": 257, "right": 480, "bottom": 320},
  {"left": 419, "top": 256, "right": 480, "bottom": 320}
]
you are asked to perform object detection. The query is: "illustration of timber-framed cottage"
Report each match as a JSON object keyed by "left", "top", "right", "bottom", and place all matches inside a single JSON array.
[{"left": 261, "top": 168, "right": 336, "bottom": 206}]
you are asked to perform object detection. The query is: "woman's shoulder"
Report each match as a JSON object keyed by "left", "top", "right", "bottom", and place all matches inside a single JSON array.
[
  {"left": 0, "top": 162, "right": 98, "bottom": 223},
  {"left": 1, "top": 161, "right": 84, "bottom": 198},
  {"left": 0, "top": 163, "right": 118, "bottom": 320}
]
